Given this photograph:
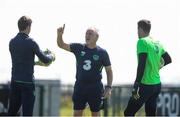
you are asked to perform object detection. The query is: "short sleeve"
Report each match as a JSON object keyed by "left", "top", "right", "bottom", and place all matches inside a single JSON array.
[
  {"left": 102, "top": 50, "right": 111, "bottom": 66},
  {"left": 137, "top": 39, "right": 148, "bottom": 54},
  {"left": 70, "top": 43, "right": 82, "bottom": 54}
]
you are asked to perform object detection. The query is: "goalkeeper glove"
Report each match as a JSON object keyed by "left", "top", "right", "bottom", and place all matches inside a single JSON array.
[
  {"left": 44, "top": 49, "right": 55, "bottom": 61},
  {"left": 35, "top": 49, "right": 55, "bottom": 66}
]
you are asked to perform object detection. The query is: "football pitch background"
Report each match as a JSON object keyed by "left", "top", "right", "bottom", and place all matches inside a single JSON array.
[{"left": 1, "top": 81, "right": 180, "bottom": 116}]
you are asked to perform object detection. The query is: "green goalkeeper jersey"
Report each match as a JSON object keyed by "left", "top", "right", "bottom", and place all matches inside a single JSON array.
[{"left": 137, "top": 36, "right": 166, "bottom": 85}]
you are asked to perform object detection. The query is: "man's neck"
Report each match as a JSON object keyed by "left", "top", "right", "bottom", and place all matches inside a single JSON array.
[
  {"left": 19, "top": 30, "right": 29, "bottom": 35},
  {"left": 139, "top": 34, "right": 149, "bottom": 38},
  {"left": 86, "top": 44, "right": 97, "bottom": 49}
]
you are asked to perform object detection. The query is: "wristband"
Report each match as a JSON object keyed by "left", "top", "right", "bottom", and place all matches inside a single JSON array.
[{"left": 105, "top": 85, "right": 112, "bottom": 89}]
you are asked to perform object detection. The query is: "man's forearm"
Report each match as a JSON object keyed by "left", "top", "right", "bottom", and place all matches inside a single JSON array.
[
  {"left": 57, "top": 35, "right": 64, "bottom": 48},
  {"left": 107, "top": 69, "right": 113, "bottom": 86},
  {"left": 162, "top": 52, "right": 172, "bottom": 66},
  {"left": 135, "top": 53, "right": 147, "bottom": 83}
]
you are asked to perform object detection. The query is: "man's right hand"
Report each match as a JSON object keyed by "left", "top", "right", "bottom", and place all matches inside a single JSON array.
[{"left": 57, "top": 24, "right": 65, "bottom": 36}]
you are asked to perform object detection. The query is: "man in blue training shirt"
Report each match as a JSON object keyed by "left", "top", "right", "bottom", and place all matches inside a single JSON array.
[
  {"left": 57, "top": 24, "right": 113, "bottom": 116},
  {"left": 8, "top": 16, "right": 55, "bottom": 116}
]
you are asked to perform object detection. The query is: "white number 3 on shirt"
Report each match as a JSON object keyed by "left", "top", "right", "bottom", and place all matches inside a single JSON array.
[{"left": 83, "top": 60, "right": 91, "bottom": 71}]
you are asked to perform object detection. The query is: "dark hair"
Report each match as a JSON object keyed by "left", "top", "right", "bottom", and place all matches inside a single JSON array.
[
  {"left": 18, "top": 16, "right": 32, "bottom": 31},
  {"left": 138, "top": 19, "right": 151, "bottom": 33}
]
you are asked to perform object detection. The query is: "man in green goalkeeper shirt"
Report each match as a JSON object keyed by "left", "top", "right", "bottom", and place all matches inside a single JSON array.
[{"left": 124, "top": 19, "right": 172, "bottom": 116}]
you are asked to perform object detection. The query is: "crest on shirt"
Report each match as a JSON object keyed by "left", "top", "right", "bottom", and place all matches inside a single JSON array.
[
  {"left": 80, "top": 51, "right": 86, "bottom": 56},
  {"left": 154, "top": 45, "right": 159, "bottom": 53},
  {"left": 93, "top": 55, "right": 99, "bottom": 61}
]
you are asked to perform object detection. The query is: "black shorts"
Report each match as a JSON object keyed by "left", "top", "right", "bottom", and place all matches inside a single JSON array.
[{"left": 72, "top": 82, "right": 103, "bottom": 112}]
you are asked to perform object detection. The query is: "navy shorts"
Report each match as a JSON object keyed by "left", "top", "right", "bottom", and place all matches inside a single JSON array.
[{"left": 72, "top": 82, "right": 103, "bottom": 112}]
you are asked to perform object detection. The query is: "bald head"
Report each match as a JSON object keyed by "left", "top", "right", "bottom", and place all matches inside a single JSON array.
[
  {"left": 85, "top": 27, "right": 99, "bottom": 46},
  {"left": 86, "top": 27, "right": 99, "bottom": 39}
]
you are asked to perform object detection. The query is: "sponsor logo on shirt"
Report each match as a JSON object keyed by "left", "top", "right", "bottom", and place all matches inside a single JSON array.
[
  {"left": 80, "top": 51, "right": 86, "bottom": 56},
  {"left": 93, "top": 55, "right": 99, "bottom": 61}
]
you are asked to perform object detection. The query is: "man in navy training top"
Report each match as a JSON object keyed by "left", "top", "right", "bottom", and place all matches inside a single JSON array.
[
  {"left": 57, "top": 24, "right": 113, "bottom": 116},
  {"left": 8, "top": 16, "right": 55, "bottom": 116}
]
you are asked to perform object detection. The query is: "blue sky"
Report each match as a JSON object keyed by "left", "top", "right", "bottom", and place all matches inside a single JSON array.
[{"left": 0, "top": 0, "right": 179, "bottom": 84}]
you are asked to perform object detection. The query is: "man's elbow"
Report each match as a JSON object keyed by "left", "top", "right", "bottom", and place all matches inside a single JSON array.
[
  {"left": 106, "top": 68, "right": 113, "bottom": 77},
  {"left": 57, "top": 42, "right": 63, "bottom": 48}
]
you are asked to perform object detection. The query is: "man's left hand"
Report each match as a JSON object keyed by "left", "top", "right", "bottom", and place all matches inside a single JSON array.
[{"left": 103, "top": 86, "right": 112, "bottom": 99}]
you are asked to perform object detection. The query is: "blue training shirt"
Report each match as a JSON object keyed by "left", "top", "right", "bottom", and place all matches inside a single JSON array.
[
  {"left": 70, "top": 43, "right": 111, "bottom": 84},
  {"left": 9, "top": 33, "right": 53, "bottom": 83}
]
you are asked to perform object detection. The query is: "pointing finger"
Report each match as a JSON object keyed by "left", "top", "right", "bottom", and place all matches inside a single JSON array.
[{"left": 63, "top": 24, "right": 65, "bottom": 31}]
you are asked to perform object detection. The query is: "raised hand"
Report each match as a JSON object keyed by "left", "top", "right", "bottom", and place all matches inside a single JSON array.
[{"left": 57, "top": 24, "right": 65, "bottom": 36}]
